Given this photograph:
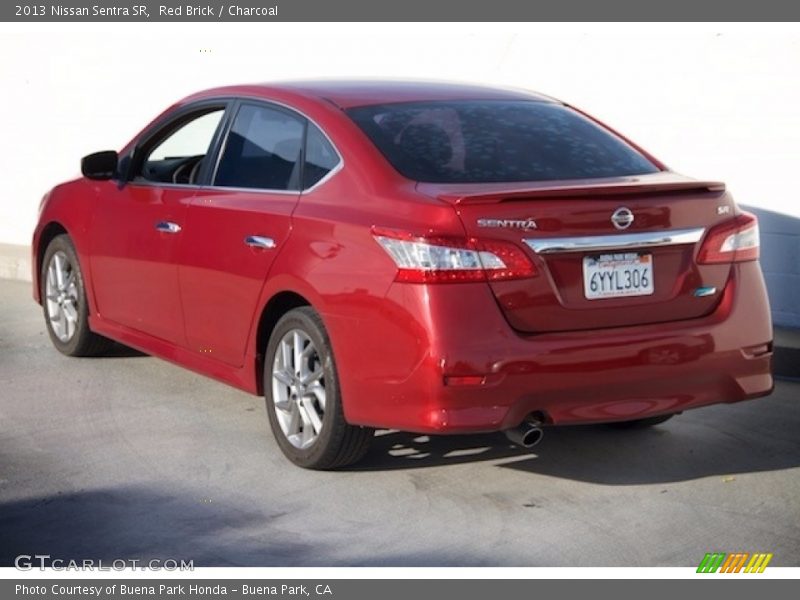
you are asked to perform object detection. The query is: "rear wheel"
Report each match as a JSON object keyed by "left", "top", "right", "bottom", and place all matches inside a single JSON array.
[
  {"left": 41, "top": 234, "right": 115, "bottom": 357},
  {"left": 608, "top": 414, "right": 675, "bottom": 429},
  {"left": 264, "top": 307, "right": 373, "bottom": 469}
]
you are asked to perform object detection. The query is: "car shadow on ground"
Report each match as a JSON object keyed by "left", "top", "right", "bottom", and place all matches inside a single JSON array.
[
  {"left": 0, "top": 487, "right": 305, "bottom": 567},
  {"left": 349, "top": 430, "right": 524, "bottom": 471},
  {"left": 91, "top": 342, "right": 148, "bottom": 358},
  {"left": 352, "top": 403, "right": 800, "bottom": 485},
  {"left": 0, "top": 487, "right": 490, "bottom": 567}
]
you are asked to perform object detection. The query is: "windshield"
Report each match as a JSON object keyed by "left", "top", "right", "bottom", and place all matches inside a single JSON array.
[{"left": 347, "top": 100, "right": 659, "bottom": 183}]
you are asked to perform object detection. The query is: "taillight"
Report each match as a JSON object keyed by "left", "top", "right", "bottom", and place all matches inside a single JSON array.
[
  {"left": 697, "top": 212, "right": 760, "bottom": 264},
  {"left": 372, "top": 227, "right": 537, "bottom": 283}
]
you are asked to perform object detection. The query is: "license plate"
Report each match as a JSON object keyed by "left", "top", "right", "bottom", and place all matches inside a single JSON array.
[{"left": 583, "top": 253, "right": 654, "bottom": 300}]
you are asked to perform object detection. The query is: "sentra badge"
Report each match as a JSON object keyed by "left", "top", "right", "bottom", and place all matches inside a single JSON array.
[{"left": 477, "top": 218, "right": 538, "bottom": 231}]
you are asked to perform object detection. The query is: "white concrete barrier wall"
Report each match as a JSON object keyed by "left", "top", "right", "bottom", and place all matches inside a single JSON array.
[{"left": 1, "top": 23, "right": 798, "bottom": 326}]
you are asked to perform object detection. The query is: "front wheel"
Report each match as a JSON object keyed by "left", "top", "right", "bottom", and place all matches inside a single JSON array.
[
  {"left": 41, "top": 234, "right": 115, "bottom": 356},
  {"left": 264, "top": 307, "right": 373, "bottom": 469}
]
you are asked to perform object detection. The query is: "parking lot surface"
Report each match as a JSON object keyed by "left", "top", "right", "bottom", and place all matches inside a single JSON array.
[{"left": 1, "top": 279, "right": 798, "bottom": 566}]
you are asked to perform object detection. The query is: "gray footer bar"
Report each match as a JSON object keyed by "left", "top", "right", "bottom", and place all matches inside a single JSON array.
[{"left": 4, "top": 579, "right": 795, "bottom": 600}]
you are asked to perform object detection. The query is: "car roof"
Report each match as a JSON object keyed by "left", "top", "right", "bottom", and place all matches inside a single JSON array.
[{"left": 189, "top": 80, "right": 559, "bottom": 109}]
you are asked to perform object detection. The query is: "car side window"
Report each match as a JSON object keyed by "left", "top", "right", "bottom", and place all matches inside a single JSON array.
[
  {"left": 214, "top": 103, "right": 305, "bottom": 191},
  {"left": 303, "top": 124, "right": 340, "bottom": 189},
  {"left": 139, "top": 108, "right": 225, "bottom": 185}
]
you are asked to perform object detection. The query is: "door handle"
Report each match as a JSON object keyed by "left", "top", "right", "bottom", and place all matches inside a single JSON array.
[
  {"left": 244, "top": 236, "right": 276, "bottom": 249},
  {"left": 155, "top": 221, "right": 181, "bottom": 234}
]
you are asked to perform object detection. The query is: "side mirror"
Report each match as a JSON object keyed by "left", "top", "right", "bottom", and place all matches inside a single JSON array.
[{"left": 81, "top": 150, "right": 118, "bottom": 180}]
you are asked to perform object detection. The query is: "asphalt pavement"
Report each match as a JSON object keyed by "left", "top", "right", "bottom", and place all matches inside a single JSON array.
[{"left": 1, "top": 278, "right": 798, "bottom": 567}]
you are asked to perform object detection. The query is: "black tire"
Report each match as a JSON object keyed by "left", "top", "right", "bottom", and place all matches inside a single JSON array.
[
  {"left": 608, "top": 414, "right": 675, "bottom": 429},
  {"left": 264, "top": 306, "right": 373, "bottom": 469},
  {"left": 41, "top": 234, "right": 116, "bottom": 357}
]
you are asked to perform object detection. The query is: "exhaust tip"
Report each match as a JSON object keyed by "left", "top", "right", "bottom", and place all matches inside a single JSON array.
[
  {"left": 521, "top": 427, "right": 543, "bottom": 448},
  {"left": 504, "top": 421, "right": 544, "bottom": 449}
]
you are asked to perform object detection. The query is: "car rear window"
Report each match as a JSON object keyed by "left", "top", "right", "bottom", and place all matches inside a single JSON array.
[{"left": 346, "top": 100, "right": 659, "bottom": 183}]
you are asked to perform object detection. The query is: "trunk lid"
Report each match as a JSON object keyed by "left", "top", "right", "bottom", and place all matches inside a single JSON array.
[{"left": 419, "top": 173, "right": 734, "bottom": 333}]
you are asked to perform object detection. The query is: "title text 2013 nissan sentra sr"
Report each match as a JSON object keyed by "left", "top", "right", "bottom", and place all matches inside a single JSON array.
[{"left": 32, "top": 81, "right": 773, "bottom": 468}]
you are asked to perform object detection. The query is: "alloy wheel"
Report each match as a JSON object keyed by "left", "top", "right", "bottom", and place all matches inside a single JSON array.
[
  {"left": 45, "top": 250, "right": 79, "bottom": 343},
  {"left": 271, "top": 328, "right": 326, "bottom": 449}
]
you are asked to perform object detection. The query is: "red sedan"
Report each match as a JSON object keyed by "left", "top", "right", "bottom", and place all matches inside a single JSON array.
[{"left": 32, "top": 81, "right": 773, "bottom": 468}]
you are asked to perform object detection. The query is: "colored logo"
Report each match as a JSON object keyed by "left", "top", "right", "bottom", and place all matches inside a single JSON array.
[{"left": 697, "top": 552, "right": 773, "bottom": 573}]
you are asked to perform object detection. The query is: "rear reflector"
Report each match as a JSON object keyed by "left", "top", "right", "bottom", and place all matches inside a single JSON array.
[
  {"left": 697, "top": 212, "right": 760, "bottom": 264},
  {"left": 372, "top": 227, "right": 537, "bottom": 283}
]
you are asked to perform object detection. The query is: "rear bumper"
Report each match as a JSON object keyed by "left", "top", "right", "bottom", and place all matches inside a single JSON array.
[{"left": 329, "top": 262, "right": 773, "bottom": 433}]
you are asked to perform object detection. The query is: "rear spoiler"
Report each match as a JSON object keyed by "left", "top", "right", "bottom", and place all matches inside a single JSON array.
[{"left": 433, "top": 180, "right": 726, "bottom": 205}]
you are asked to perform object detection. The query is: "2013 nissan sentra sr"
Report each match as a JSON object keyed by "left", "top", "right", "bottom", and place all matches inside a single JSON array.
[{"left": 32, "top": 80, "right": 773, "bottom": 468}]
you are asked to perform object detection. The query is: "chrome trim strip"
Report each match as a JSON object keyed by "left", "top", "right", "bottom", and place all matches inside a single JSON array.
[
  {"left": 128, "top": 169, "right": 337, "bottom": 197},
  {"left": 205, "top": 185, "right": 301, "bottom": 197},
  {"left": 244, "top": 235, "right": 276, "bottom": 249},
  {"left": 524, "top": 227, "right": 705, "bottom": 254},
  {"left": 131, "top": 181, "right": 202, "bottom": 191}
]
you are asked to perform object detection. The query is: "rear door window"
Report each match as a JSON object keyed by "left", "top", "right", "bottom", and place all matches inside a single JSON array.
[
  {"left": 215, "top": 103, "right": 305, "bottom": 191},
  {"left": 346, "top": 100, "right": 659, "bottom": 183}
]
